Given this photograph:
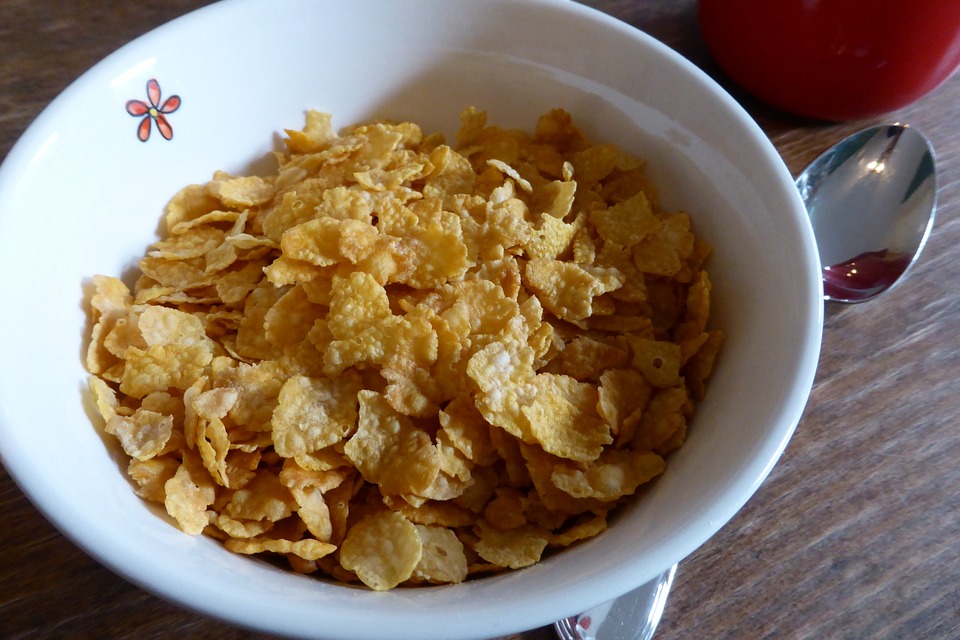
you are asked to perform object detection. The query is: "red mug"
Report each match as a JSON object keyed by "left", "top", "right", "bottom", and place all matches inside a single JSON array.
[{"left": 698, "top": 0, "right": 960, "bottom": 121}]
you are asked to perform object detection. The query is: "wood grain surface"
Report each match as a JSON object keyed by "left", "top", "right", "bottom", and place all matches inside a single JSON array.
[{"left": 3, "top": 1, "right": 960, "bottom": 638}]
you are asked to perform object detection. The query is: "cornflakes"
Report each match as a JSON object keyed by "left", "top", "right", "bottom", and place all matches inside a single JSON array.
[
  {"left": 340, "top": 510, "right": 423, "bottom": 591},
  {"left": 84, "top": 107, "right": 723, "bottom": 591}
]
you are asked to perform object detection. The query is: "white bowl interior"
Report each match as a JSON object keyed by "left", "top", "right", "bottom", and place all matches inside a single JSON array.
[{"left": 0, "top": 1, "right": 823, "bottom": 638}]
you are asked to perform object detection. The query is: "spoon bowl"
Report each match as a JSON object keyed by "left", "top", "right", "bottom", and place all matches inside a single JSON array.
[{"left": 796, "top": 124, "right": 937, "bottom": 303}]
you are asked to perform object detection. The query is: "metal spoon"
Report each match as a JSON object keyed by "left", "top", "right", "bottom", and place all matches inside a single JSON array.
[{"left": 796, "top": 124, "right": 938, "bottom": 303}]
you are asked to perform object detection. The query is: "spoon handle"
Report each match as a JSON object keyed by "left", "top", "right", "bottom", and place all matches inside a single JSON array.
[{"left": 553, "top": 564, "right": 677, "bottom": 640}]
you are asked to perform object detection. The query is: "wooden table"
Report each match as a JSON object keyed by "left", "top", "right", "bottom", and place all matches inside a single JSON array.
[{"left": 3, "top": 1, "right": 959, "bottom": 638}]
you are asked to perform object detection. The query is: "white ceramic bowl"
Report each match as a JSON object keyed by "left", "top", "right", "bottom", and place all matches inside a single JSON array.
[{"left": 0, "top": 1, "right": 823, "bottom": 638}]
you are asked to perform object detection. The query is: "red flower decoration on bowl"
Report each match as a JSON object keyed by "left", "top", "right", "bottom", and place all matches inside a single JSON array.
[{"left": 125, "top": 79, "right": 181, "bottom": 142}]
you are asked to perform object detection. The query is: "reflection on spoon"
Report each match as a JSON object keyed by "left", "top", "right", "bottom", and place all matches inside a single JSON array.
[
  {"left": 822, "top": 248, "right": 913, "bottom": 302},
  {"left": 796, "top": 124, "right": 937, "bottom": 303}
]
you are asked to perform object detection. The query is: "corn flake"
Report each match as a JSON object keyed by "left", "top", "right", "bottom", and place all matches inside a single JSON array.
[
  {"left": 164, "top": 459, "right": 216, "bottom": 535},
  {"left": 272, "top": 372, "right": 362, "bottom": 457},
  {"left": 344, "top": 391, "right": 440, "bottom": 496},
  {"left": 340, "top": 511, "right": 423, "bottom": 591},
  {"left": 412, "top": 524, "right": 468, "bottom": 584}
]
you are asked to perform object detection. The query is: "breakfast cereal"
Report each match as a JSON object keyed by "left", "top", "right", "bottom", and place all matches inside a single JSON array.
[{"left": 84, "top": 107, "right": 722, "bottom": 590}]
